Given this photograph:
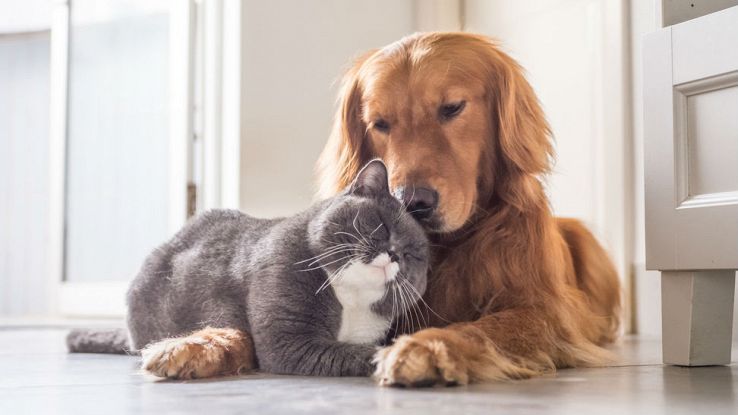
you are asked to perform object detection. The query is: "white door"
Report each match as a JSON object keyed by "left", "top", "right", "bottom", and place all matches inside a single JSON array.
[
  {"left": 49, "top": 0, "right": 195, "bottom": 316},
  {"left": 644, "top": 6, "right": 738, "bottom": 365}
]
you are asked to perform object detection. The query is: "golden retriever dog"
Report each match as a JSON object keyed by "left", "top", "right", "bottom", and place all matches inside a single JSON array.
[{"left": 317, "top": 32, "right": 621, "bottom": 386}]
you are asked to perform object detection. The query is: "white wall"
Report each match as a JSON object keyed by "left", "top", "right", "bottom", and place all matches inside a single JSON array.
[
  {"left": 238, "top": 0, "right": 418, "bottom": 218},
  {"left": 630, "top": 0, "right": 661, "bottom": 338}
]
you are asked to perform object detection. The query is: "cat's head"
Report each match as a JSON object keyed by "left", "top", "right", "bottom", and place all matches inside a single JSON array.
[{"left": 307, "top": 159, "right": 429, "bottom": 318}]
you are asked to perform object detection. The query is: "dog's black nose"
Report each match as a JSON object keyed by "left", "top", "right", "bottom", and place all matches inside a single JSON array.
[{"left": 395, "top": 186, "right": 439, "bottom": 220}]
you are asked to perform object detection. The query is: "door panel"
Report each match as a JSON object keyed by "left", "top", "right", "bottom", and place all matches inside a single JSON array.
[
  {"left": 671, "top": 9, "right": 738, "bottom": 84},
  {"left": 682, "top": 80, "right": 738, "bottom": 200},
  {"left": 644, "top": 6, "right": 738, "bottom": 270}
]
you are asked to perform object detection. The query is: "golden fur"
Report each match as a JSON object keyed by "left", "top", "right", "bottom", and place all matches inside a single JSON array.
[
  {"left": 141, "top": 327, "right": 255, "bottom": 380},
  {"left": 317, "top": 32, "right": 621, "bottom": 386}
]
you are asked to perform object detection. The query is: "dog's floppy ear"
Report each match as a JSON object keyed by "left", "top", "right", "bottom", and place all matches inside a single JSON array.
[
  {"left": 490, "top": 49, "right": 553, "bottom": 177},
  {"left": 478, "top": 40, "right": 553, "bottom": 210},
  {"left": 316, "top": 50, "right": 377, "bottom": 199}
]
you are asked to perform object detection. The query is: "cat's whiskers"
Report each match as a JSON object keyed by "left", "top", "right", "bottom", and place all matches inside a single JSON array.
[
  {"left": 315, "top": 256, "right": 358, "bottom": 294},
  {"left": 392, "top": 282, "right": 405, "bottom": 333},
  {"left": 395, "top": 279, "right": 412, "bottom": 335},
  {"left": 401, "top": 276, "right": 452, "bottom": 325},
  {"left": 299, "top": 247, "right": 364, "bottom": 268},
  {"left": 298, "top": 252, "right": 361, "bottom": 272},
  {"left": 333, "top": 231, "right": 367, "bottom": 247},
  {"left": 295, "top": 246, "right": 358, "bottom": 266},
  {"left": 397, "top": 278, "right": 416, "bottom": 333},
  {"left": 351, "top": 209, "right": 371, "bottom": 247},
  {"left": 406, "top": 207, "right": 433, "bottom": 216},
  {"left": 379, "top": 277, "right": 392, "bottom": 303},
  {"left": 368, "top": 223, "right": 383, "bottom": 237},
  {"left": 317, "top": 251, "right": 372, "bottom": 294},
  {"left": 400, "top": 277, "right": 427, "bottom": 330},
  {"left": 392, "top": 185, "right": 415, "bottom": 223},
  {"left": 391, "top": 283, "right": 399, "bottom": 331},
  {"left": 402, "top": 280, "right": 421, "bottom": 334},
  {"left": 296, "top": 238, "right": 371, "bottom": 269},
  {"left": 305, "top": 251, "right": 363, "bottom": 268}
]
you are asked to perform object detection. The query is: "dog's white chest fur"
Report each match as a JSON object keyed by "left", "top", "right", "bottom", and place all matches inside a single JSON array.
[{"left": 331, "top": 255, "right": 396, "bottom": 344}]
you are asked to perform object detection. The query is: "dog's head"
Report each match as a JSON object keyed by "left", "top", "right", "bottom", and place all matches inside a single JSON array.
[{"left": 317, "top": 32, "right": 553, "bottom": 233}]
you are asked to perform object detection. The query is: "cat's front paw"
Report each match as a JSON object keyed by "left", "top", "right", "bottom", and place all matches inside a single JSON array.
[
  {"left": 373, "top": 330, "right": 469, "bottom": 387},
  {"left": 140, "top": 327, "right": 255, "bottom": 380}
]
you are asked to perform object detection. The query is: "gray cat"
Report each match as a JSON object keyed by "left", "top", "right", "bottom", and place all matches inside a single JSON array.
[{"left": 68, "top": 160, "right": 429, "bottom": 377}]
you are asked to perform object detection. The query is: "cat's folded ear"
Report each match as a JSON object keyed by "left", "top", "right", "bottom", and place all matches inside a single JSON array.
[{"left": 350, "top": 159, "right": 390, "bottom": 197}]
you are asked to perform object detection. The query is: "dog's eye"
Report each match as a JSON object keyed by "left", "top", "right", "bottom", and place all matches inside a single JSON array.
[
  {"left": 439, "top": 101, "right": 466, "bottom": 121},
  {"left": 372, "top": 119, "right": 390, "bottom": 134},
  {"left": 373, "top": 119, "right": 390, "bottom": 133}
]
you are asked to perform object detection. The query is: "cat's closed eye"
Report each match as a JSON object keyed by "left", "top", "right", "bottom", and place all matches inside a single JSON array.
[{"left": 403, "top": 252, "right": 425, "bottom": 262}]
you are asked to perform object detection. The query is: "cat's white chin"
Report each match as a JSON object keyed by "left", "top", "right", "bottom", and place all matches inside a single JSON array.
[
  {"left": 332, "top": 258, "right": 392, "bottom": 344},
  {"left": 369, "top": 253, "right": 399, "bottom": 282}
]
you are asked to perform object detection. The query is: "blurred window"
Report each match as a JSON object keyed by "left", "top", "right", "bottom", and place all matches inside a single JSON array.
[
  {"left": 65, "top": 0, "right": 171, "bottom": 282},
  {"left": 0, "top": 31, "right": 50, "bottom": 314}
]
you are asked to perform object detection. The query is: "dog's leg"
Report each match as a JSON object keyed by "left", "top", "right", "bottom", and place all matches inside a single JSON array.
[
  {"left": 141, "top": 327, "right": 256, "bottom": 380},
  {"left": 374, "top": 307, "right": 614, "bottom": 387}
]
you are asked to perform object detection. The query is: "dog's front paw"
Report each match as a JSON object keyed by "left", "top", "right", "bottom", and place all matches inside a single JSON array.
[
  {"left": 373, "top": 330, "right": 469, "bottom": 387},
  {"left": 140, "top": 327, "right": 254, "bottom": 380}
]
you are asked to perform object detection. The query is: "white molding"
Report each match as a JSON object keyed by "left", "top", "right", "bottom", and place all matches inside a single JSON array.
[
  {"left": 169, "top": 0, "right": 196, "bottom": 231},
  {"left": 220, "top": 0, "right": 243, "bottom": 209},
  {"left": 674, "top": 70, "right": 738, "bottom": 209},
  {"left": 196, "top": 0, "right": 243, "bottom": 211},
  {"left": 201, "top": 0, "right": 223, "bottom": 211},
  {"left": 678, "top": 191, "right": 738, "bottom": 209}
]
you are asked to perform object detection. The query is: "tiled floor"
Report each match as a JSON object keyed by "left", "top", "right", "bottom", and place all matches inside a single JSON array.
[{"left": 0, "top": 328, "right": 736, "bottom": 414}]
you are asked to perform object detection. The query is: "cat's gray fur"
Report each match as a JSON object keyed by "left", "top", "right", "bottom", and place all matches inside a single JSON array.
[{"left": 67, "top": 160, "right": 429, "bottom": 376}]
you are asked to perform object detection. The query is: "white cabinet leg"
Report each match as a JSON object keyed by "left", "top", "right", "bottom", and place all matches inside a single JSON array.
[{"left": 661, "top": 270, "right": 735, "bottom": 366}]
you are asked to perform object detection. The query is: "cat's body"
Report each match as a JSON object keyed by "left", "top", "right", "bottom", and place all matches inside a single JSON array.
[{"left": 69, "top": 160, "right": 429, "bottom": 378}]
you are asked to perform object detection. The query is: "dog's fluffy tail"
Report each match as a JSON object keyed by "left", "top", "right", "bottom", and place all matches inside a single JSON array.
[{"left": 66, "top": 328, "right": 131, "bottom": 354}]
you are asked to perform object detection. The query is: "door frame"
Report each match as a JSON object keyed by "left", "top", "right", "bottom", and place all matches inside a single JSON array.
[
  {"left": 197, "top": 0, "right": 243, "bottom": 211},
  {"left": 48, "top": 0, "right": 197, "bottom": 317}
]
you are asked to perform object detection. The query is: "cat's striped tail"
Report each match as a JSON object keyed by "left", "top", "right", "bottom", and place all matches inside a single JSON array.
[{"left": 66, "top": 328, "right": 132, "bottom": 355}]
